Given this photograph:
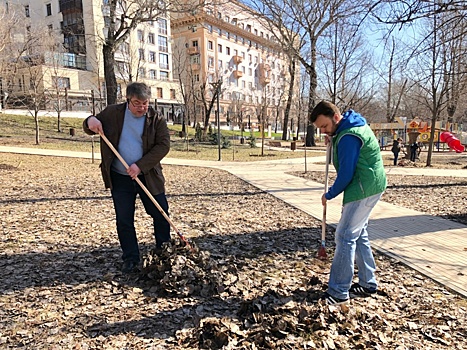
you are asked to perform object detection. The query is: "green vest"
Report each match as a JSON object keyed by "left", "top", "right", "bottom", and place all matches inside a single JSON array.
[{"left": 332, "top": 125, "right": 387, "bottom": 204}]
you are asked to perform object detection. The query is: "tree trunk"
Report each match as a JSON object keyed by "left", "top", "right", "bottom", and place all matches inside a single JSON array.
[
  {"left": 103, "top": 44, "right": 117, "bottom": 106},
  {"left": 282, "top": 58, "right": 295, "bottom": 141},
  {"left": 306, "top": 125, "right": 315, "bottom": 147},
  {"left": 34, "top": 112, "right": 40, "bottom": 145}
]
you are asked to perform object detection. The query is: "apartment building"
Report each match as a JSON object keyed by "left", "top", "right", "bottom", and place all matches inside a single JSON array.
[
  {"left": 171, "top": 0, "right": 297, "bottom": 127},
  {"left": 0, "top": 0, "right": 181, "bottom": 118}
]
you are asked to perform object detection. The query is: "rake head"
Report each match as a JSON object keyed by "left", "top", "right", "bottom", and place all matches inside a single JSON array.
[{"left": 317, "top": 242, "right": 327, "bottom": 260}]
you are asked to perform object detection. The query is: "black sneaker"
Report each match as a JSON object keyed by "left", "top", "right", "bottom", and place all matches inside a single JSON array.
[
  {"left": 322, "top": 292, "right": 349, "bottom": 305},
  {"left": 121, "top": 260, "right": 139, "bottom": 274},
  {"left": 349, "top": 283, "right": 376, "bottom": 298}
]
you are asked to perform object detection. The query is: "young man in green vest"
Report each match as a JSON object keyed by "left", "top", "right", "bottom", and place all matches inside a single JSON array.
[{"left": 311, "top": 101, "right": 387, "bottom": 305}]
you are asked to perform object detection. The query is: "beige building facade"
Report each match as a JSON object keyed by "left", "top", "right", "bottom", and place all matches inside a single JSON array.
[
  {"left": 171, "top": 0, "right": 297, "bottom": 128},
  {"left": 0, "top": 0, "right": 181, "bottom": 119}
]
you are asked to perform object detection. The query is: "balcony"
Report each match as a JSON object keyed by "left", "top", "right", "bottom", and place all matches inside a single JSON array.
[
  {"left": 258, "top": 63, "right": 271, "bottom": 85},
  {"left": 187, "top": 47, "right": 199, "bottom": 55},
  {"left": 233, "top": 70, "right": 243, "bottom": 79},
  {"left": 191, "top": 63, "right": 200, "bottom": 71},
  {"left": 232, "top": 55, "right": 243, "bottom": 64}
]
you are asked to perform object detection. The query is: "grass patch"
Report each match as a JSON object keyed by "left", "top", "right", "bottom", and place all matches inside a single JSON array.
[{"left": 0, "top": 113, "right": 324, "bottom": 161}]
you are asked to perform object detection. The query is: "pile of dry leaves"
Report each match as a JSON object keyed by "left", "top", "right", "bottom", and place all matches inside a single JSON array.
[{"left": 0, "top": 153, "right": 466, "bottom": 349}]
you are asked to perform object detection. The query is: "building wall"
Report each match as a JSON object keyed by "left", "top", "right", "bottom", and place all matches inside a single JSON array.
[
  {"left": 0, "top": 0, "right": 182, "bottom": 119},
  {"left": 171, "top": 0, "right": 299, "bottom": 127}
]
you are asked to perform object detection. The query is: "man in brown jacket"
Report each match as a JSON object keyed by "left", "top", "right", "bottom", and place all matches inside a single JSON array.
[{"left": 83, "top": 82, "right": 170, "bottom": 273}]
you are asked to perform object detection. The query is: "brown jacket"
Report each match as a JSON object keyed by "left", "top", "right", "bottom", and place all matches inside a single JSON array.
[{"left": 83, "top": 103, "right": 170, "bottom": 195}]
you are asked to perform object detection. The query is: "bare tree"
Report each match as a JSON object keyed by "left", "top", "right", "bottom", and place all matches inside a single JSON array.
[
  {"left": 249, "top": 0, "right": 374, "bottom": 146},
  {"left": 319, "top": 15, "right": 378, "bottom": 113},
  {"left": 100, "top": 0, "right": 201, "bottom": 105}
]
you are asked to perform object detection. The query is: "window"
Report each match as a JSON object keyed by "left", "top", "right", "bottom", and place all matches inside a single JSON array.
[
  {"left": 248, "top": 68, "right": 252, "bottom": 76},
  {"left": 48, "top": 24, "right": 53, "bottom": 32},
  {"left": 148, "top": 33, "right": 155, "bottom": 44},
  {"left": 149, "top": 51, "right": 156, "bottom": 62},
  {"left": 138, "top": 68, "right": 145, "bottom": 78},
  {"left": 170, "top": 89, "right": 176, "bottom": 99},
  {"left": 192, "top": 40, "right": 198, "bottom": 48},
  {"left": 119, "top": 42, "right": 130, "bottom": 54},
  {"left": 207, "top": 40, "right": 213, "bottom": 50},
  {"left": 217, "top": 28, "right": 221, "bottom": 35},
  {"left": 208, "top": 24, "right": 212, "bottom": 33},
  {"left": 191, "top": 54, "right": 200, "bottom": 64},
  {"left": 218, "top": 60, "right": 223, "bottom": 69},
  {"left": 218, "top": 44, "right": 222, "bottom": 53},
  {"left": 208, "top": 56, "right": 214, "bottom": 67},
  {"left": 193, "top": 74, "right": 200, "bottom": 82},
  {"left": 157, "top": 87, "right": 163, "bottom": 98},
  {"left": 25, "top": 5, "right": 29, "bottom": 17},
  {"left": 159, "top": 53, "right": 169, "bottom": 69},
  {"left": 46, "top": 3, "right": 52, "bottom": 16},
  {"left": 158, "top": 18, "right": 168, "bottom": 35},
  {"left": 242, "top": 81, "right": 245, "bottom": 88},
  {"left": 53, "top": 76, "right": 71, "bottom": 89},
  {"left": 149, "top": 69, "right": 157, "bottom": 79},
  {"left": 137, "top": 30, "right": 144, "bottom": 42},
  {"left": 160, "top": 71, "right": 169, "bottom": 80},
  {"left": 138, "top": 48, "right": 145, "bottom": 60},
  {"left": 158, "top": 35, "right": 168, "bottom": 52},
  {"left": 226, "top": 47, "right": 230, "bottom": 55}
]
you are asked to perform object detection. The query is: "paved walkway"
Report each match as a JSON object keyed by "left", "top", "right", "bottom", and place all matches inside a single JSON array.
[{"left": 1, "top": 146, "right": 466, "bottom": 297}]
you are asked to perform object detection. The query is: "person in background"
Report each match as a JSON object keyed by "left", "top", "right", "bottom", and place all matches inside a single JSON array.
[
  {"left": 410, "top": 140, "right": 420, "bottom": 162},
  {"left": 391, "top": 137, "right": 403, "bottom": 166},
  {"left": 310, "top": 100, "right": 387, "bottom": 305},
  {"left": 83, "top": 82, "right": 171, "bottom": 274}
]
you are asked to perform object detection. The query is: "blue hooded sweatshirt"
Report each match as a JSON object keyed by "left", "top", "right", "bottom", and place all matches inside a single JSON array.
[{"left": 325, "top": 110, "right": 366, "bottom": 200}]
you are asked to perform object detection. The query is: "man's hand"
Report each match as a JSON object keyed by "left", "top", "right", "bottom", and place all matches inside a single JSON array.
[
  {"left": 127, "top": 163, "right": 141, "bottom": 180},
  {"left": 87, "top": 116, "right": 103, "bottom": 134},
  {"left": 321, "top": 193, "right": 328, "bottom": 206}
]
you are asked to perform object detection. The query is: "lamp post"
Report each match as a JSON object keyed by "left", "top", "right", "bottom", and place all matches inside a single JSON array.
[{"left": 210, "top": 79, "right": 222, "bottom": 161}]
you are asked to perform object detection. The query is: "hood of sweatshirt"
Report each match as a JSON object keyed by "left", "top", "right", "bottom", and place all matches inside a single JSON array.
[{"left": 335, "top": 110, "right": 366, "bottom": 134}]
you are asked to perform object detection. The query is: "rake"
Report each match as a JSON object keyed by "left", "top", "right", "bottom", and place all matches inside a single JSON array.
[{"left": 317, "top": 143, "right": 331, "bottom": 260}]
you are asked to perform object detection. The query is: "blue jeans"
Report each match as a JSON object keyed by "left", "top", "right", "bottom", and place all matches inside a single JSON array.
[
  {"left": 327, "top": 193, "right": 382, "bottom": 299},
  {"left": 110, "top": 171, "right": 170, "bottom": 263}
]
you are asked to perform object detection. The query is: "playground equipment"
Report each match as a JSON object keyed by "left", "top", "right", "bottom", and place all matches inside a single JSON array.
[{"left": 440, "top": 131, "right": 465, "bottom": 153}]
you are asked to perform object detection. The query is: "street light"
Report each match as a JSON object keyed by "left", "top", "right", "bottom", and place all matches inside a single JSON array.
[{"left": 210, "top": 79, "right": 222, "bottom": 161}]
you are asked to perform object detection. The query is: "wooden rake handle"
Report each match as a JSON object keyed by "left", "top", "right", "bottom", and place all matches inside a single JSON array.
[
  {"left": 322, "top": 143, "right": 332, "bottom": 242},
  {"left": 98, "top": 132, "right": 192, "bottom": 250}
]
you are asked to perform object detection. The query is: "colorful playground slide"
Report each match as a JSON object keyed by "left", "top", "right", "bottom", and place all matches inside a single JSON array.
[{"left": 439, "top": 131, "right": 465, "bottom": 153}]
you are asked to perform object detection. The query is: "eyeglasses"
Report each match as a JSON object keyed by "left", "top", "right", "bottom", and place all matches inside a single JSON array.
[{"left": 129, "top": 99, "right": 149, "bottom": 108}]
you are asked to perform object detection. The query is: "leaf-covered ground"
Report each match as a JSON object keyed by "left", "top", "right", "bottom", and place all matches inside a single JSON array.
[{"left": 0, "top": 154, "right": 466, "bottom": 349}]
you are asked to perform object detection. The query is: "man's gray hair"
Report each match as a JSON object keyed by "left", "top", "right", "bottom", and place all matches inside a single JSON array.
[{"left": 126, "top": 82, "right": 151, "bottom": 101}]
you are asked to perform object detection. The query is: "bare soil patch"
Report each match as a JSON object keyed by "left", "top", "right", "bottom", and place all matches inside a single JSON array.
[{"left": 0, "top": 153, "right": 465, "bottom": 349}]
